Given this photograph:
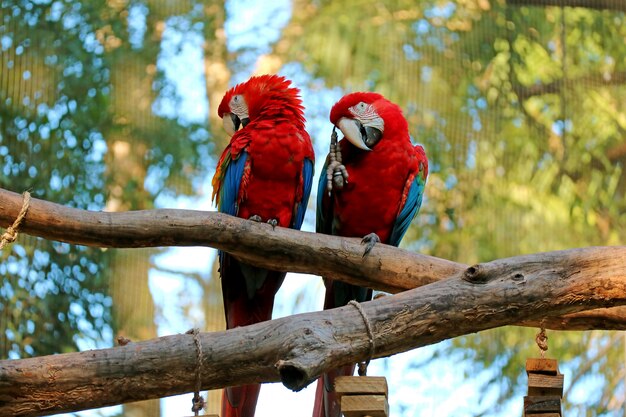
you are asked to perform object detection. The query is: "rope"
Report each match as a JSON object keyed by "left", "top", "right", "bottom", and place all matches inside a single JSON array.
[
  {"left": 348, "top": 300, "right": 375, "bottom": 376},
  {"left": 186, "top": 328, "right": 206, "bottom": 416},
  {"left": 535, "top": 327, "right": 548, "bottom": 359},
  {"left": 0, "top": 191, "right": 31, "bottom": 251}
]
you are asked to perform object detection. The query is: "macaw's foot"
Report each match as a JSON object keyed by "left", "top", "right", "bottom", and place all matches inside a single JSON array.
[
  {"left": 267, "top": 218, "right": 278, "bottom": 230},
  {"left": 361, "top": 233, "right": 381, "bottom": 257},
  {"left": 326, "top": 127, "right": 349, "bottom": 194},
  {"left": 249, "top": 215, "right": 263, "bottom": 222},
  {"left": 326, "top": 160, "right": 349, "bottom": 193}
]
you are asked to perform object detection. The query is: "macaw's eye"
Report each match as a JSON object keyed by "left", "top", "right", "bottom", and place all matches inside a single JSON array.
[{"left": 357, "top": 102, "right": 367, "bottom": 110}]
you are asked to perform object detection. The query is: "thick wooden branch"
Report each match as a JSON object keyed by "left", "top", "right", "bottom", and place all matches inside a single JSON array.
[
  {"left": 508, "top": 0, "right": 626, "bottom": 12},
  {"left": 0, "top": 188, "right": 460, "bottom": 293},
  {"left": 1, "top": 187, "right": 625, "bottom": 330},
  {"left": 1, "top": 246, "right": 625, "bottom": 416}
]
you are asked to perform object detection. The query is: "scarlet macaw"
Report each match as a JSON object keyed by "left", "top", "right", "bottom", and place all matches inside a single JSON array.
[
  {"left": 212, "top": 74, "right": 314, "bottom": 417},
  {"left": 313, "top": 92, "right": 428, "bottom": 417}
]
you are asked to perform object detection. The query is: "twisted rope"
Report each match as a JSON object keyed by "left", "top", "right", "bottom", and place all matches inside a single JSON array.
[
  {"left": 186, "top": 328, "right": 206, "bottom": 416},
  {"left": 535, "top": 327, "right": 548, "bottom": 359},
  {"left": 348, "top": 300, "right": 375, "bottom": 376},
  {"left": 1, "top": 191, "right": 31, "bottom": 251}
]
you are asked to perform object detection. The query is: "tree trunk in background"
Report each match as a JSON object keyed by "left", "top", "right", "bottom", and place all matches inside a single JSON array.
[
  {"left": 104, "top": 2, "right": 164, "bottom": 415},
  {"left": 203, "top": 1, "right": 230, "bottom": 150},
  {"left": 201, "top": 2, "right": 229, "bottom": 412},
  {"left": 108, "top": 248, "right": 160, "bottom": 417},
  {"left": 105, "top": 135, "right": 160, "bottom": 416},
  {"left": 199, "top": 260, "right": 226, "bottom": 415}
]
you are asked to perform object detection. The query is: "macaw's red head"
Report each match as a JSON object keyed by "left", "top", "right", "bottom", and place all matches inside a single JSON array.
[
  {"left": 329, "top": 92, "right": 409, "bottom": 151},
  {"left": 218, "top": 74, "right": 305, "bottom": 136}
]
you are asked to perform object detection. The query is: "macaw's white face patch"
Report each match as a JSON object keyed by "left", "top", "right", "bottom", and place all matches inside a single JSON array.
[
  {"left": 335, "top": 101, "right": 385, "bottom": 151},
  {"left": 222, "top": 94, "right": 251, "bottom": 136},
  {"left": 348, "top": 101, "right": 384, "bottom": 133},
  {"left": 230, "top": 94, "right": 249, "bottom": 120}
]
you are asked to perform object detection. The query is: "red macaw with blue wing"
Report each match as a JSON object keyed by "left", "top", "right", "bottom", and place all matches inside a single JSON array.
[
  {"left": 212, "top": 74, "right": 314, "bottom": 417},
  {"left": 313, "top": 92, "right": 428, "bottom": 417}
]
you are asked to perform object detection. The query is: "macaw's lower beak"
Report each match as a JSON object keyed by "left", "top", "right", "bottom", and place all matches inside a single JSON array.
[
  {"left": 223, "top": 112, "right": 251, "bottom": 136},
  {"left": 337, "top": 118, "right": 382, "bottom": 151}
]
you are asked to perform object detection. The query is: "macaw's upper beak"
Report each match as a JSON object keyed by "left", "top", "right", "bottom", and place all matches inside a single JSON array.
[
  {"left": 223, "top": 112, "right": 251, "bottom": 136},
  {"left": 337, "top": 118, "right": 382, "bottom": 151}
]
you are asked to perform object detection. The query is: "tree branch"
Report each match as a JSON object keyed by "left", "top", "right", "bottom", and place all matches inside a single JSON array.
[
  {"left": 1, "top": 245, "right": 625, "bottom": 416},
  {"left": 1, "top": 187, "right": 625, "bottom": 331},
  {"left": 0, "top": 187, "right": 461, "bottom": 293},
  {"left": 514, "top": 72, "right": 626, "bottom": 101},
  {"left": 507, "top": 0, "right": 626, "bottom": 12}
]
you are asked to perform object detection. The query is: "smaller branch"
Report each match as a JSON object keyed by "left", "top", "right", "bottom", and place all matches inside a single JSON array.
[
  {"left": 607, "top": 143, "right": 626, "bottom": 162},
  {"left": 508, "top": 0, "right": 626, "bottom": 12},
  {"left": 514, "top": 72, "right": 626, "bottom": 101}
]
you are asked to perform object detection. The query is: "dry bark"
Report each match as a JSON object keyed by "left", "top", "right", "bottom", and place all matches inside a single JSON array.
[
  {"left": 1, "top": 187, "right": 625, "bottom": 330},
  {"left": 1, "top": 246, "right": 625, "bottom": 416},
  {"left": 0, "top": 187, "right": 463, "bottom": 293}
]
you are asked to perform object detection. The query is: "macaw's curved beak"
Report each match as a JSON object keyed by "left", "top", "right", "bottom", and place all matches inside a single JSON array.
[
  {"left": 222, "top": 112, "right": 251, "bottom": 136},
  {"left": 336, "top": 118, "right": 382, "bottom": 151}
]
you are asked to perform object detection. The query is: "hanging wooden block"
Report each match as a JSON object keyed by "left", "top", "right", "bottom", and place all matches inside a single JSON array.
[
  {"left": 526, "top": 358, "right": 559, "bottom": 375},
  {"left": 335, "top": 376, "right": 388, "bottom": 399},
  {"left": 341, "top": 395, "right": 388, "bottom": 417},
  {"left": 527, "top": 373, "right": 564, "bottom": 397},
  {"left": 523, "top": 395, "right": 562, "bottom": 414},
  {"left": 522, "top": 415, "right": 560, "bottom": 417},
  {"left": 524, "top": 358, "right": 564, "bottom": 416},
  {"left": 336, "top": 376, "right": 389, "bottom": 417}
]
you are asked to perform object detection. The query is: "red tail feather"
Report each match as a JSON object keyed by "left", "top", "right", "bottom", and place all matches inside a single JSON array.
[
  {"left": 222, "top": 385, "right": 262, "bottom": 417},
  {"left": 312, "top": 364, "right": 356, "bottom": 417},
  {"left": 219, "top": 257, "right": 285, "bottom": 417}
]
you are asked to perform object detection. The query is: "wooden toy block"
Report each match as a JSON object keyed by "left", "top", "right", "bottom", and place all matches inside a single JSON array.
[
  {"left": 523, "top": 414, "right": 561, "bottom": 417},
  {"left": 341, "top": 395, "right": 388, "bottom": 417},
  {"left": 528, "top": 373, "right": 564, "bottom": 397},
  {"left": 526, "top": 358, "right": 559, "bottom": 375},
  {"left": 335, "top": 376, "right": 388, "bottom": 399},
  {"left": 523, "top": 395, "right": 562, "bottom": 415}
]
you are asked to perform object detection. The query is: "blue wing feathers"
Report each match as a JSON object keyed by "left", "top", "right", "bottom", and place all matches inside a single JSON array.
[
  {"left": 219, "top": 151, "right": 248, "bottom": 217},
  {"left": 315, "top": 157, "right": 331, "bottom": 234},
  {"left": 389, "top": 175, "right": 426, "bottom": 247},
  {"left": 293, "top": 158, "right": 314, "bottom": 230}
]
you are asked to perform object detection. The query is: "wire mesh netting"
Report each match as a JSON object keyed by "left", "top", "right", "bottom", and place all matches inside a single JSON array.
[{"left": 1, "top": 1, "right": 624, "bottom": 416}]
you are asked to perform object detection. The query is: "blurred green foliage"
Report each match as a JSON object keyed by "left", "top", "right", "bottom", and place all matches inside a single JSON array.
[
  {"left": 0, "top": 0, "right": 211, "bottom": 358},
  {"left": 277, "top": 1, "right": 625, "bottom": 415}
]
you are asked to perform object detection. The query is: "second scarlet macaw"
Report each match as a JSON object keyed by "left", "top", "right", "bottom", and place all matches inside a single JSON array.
[
  {"left": 212, "top": 74, "right": 314, "bottom": 417},
  {"left": 313, "top": 92, "right": 428, "bottom": 417}
]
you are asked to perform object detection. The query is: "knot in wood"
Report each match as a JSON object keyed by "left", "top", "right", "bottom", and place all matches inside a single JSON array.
[
  {"left": 276, "top": 360, "right": 309, "bottom": 391},
  {"left": 463, "top": 264, "right": 489, "bottom": 284},
  {"left": 512, "top": 272, "right": 525, "bottom": 282}
]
